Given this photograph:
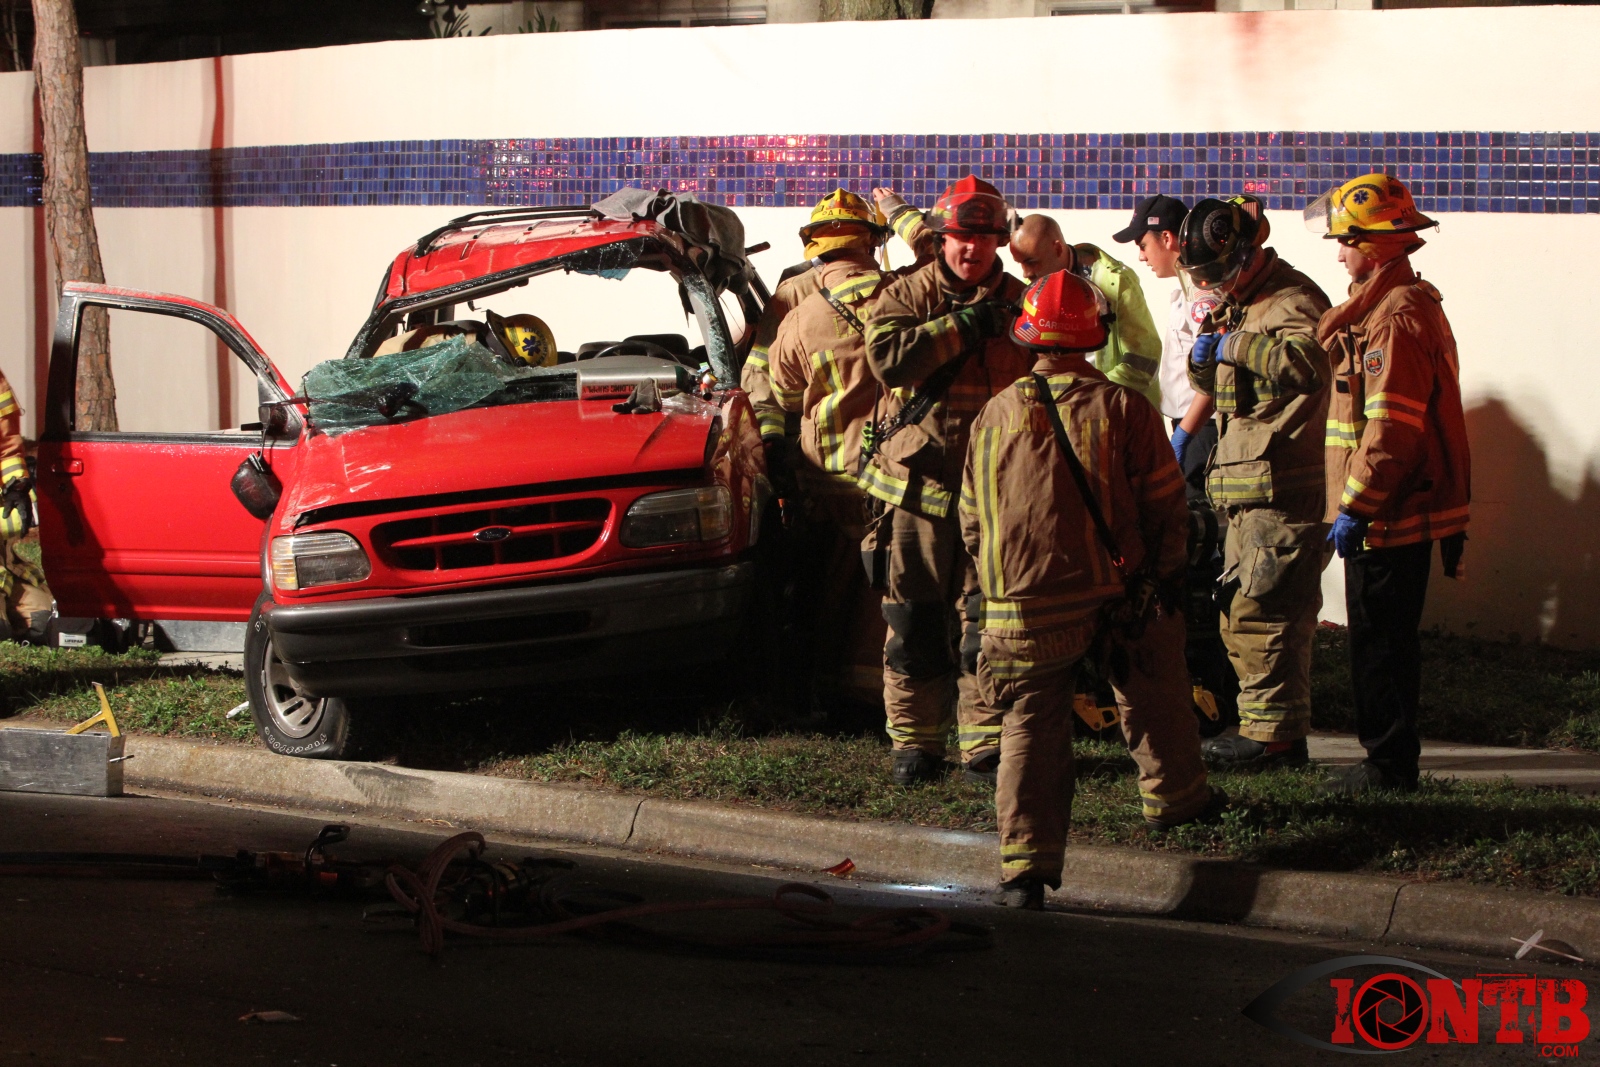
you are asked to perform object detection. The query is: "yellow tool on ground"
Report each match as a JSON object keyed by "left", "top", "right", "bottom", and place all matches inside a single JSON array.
[
  {"left": 66, "top": 683, "right": 121, "bottom": 738},
  {"left": 1192, "top": 684, "right": 1220, "bottom": 722},
  {"left": 1073, "top": 692, "right": 1118, "bottom": 733}
]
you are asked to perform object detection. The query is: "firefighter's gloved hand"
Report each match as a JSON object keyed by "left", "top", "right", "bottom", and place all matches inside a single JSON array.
[
  {"left": 762, "top": 438, "right": 796, "bottom": 499},
  {"left": 955, "top": 300, "right": 1015, "bottom": 341},
  {"left": 1328, "top": 512, "right": 1369, "bottom": 559},
  {"left": 1171, "top": 427, "right": 1192, "bottom": 466},
  {"left": 0, "top": 478, "right": 32, "bottom": 539},
  {"left": 1190, "top": 333, "right": 1222, "bottom": 368}
]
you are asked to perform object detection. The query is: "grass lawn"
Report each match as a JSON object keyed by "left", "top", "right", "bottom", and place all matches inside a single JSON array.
[
  {"left": 6, "top": 629, "right": 1600, "bottom": 896},
  {"left": 0, "top": 643, "right": 251, "bottom": 743},
  {"left": 1309, "top": 626, "right": 1600, "bottom": 751}
]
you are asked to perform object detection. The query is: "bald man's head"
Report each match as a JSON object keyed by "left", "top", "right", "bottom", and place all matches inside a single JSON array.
[{"left": 1009, "top": 214, "right": 1073, "bottom": 282}]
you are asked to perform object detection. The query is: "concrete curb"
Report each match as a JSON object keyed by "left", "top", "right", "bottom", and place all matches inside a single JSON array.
[{"left": 122, "top": 734, "right": 1600, "bottom": 963}]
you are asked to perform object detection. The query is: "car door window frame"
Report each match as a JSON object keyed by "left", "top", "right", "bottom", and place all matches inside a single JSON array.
[{"left": 43, "top": 286, "right": 298, "bottom": 445}]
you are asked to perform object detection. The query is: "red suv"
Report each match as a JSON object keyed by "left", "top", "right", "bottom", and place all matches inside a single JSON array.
[{"left": 38, "top": 201, "right": 774, "bottom": 758}]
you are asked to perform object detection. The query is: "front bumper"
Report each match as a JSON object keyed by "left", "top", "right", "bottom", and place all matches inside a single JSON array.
[{"left": 265, "top": 563, "right": 754, "bottom": 697}]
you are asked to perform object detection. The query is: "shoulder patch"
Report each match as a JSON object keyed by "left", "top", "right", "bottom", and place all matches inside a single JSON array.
[
  {"left": 1190, "top": 296, "right": 1220, "bottom": 325},
  {"left": 1363, "top": 348, "right": 1386, "bottom": 376}
]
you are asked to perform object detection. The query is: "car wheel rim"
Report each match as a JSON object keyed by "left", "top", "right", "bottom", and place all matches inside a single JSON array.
[{"left": 260, "top": 637, "right": 326, "bottom": 740}]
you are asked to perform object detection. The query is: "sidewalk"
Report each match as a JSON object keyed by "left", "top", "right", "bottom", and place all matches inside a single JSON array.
[
  {"left": 6, "top": 722, "right": 1600, "bottom": 961},
  {"left": 1307, "top": 732, "right": 1600, "bottom": 793}
]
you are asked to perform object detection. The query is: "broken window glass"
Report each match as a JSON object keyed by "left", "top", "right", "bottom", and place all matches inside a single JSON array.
[{"left": 301, "top": 337, "right": 575, "bottom": 436}]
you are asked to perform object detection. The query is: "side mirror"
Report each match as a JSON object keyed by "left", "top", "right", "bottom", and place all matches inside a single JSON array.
[
  {"left": 230, "top": 452, "right": 281, "bottom": 520},
  {"left": 258, "top": 402, "right": 292, "bottom": 438}
]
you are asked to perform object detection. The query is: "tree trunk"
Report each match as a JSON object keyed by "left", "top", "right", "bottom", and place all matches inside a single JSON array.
[
  {"left": 817, "top": 0, "right": 917, "bottom": 19},
  {"left": 32, "top": 0, "right": 114, "bottom": 431}
]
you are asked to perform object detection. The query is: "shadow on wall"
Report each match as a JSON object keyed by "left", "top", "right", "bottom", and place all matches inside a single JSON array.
[{"left": 1426, "top": 397, "right": 1600, "bottom": 649}]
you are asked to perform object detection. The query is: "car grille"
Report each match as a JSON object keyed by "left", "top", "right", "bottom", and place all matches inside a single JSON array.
[{"left": 374, "top": 497, "right": 611, "bottom": 572}]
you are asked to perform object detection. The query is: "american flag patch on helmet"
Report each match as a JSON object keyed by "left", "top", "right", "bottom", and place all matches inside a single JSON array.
[{"left": 1015, "top": 320, "right": 1040, "bottom": 342}]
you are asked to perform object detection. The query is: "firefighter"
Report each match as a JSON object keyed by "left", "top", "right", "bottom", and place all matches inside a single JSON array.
[
  {"left": 961, "top": 271, "right": 1217, "bottom": 908},
  {"left": 1181, "top": 195, "right": 1333, "bottom": 767},
  {"left": 765, "top": 190, "right": 932, "bottom": 707},
  {"left": 860, "top": 175, "right": 1034, "bottom": 786},
  {"left": 0, "top": 370, "right": 50, "bottom": 642},
  {"left": 1007, "top": 214, "right": 1162, "bottom": 411},
  {"left": 744, "top": 189, "right": 931, "bottom": 449},
  {"left": 1308, "top": 174, "right": 1470, "bottom": 794}
]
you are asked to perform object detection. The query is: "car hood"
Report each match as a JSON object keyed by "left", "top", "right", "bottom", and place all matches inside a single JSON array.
[{"left": 280, "top": 398, "right": 718, "bottom": 523}]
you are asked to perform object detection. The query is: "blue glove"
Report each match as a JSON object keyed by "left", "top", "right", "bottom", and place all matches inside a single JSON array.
[
  {"left": 1171, "top": 427, "right": 1192, "bottom": 466},
  {"left": 1328, "top": 513, "right": 1369, "bottom": 559},
  {"left": 1190, "top": 332, "right": 1222, "bottom": 368}
]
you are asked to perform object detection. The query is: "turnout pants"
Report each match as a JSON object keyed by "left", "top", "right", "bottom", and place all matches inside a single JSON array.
[
  {"left": 1, "top": 541, "right": 50, "bottom": 638},
  {"left": 803, "top": 486, "right": 887, "bottom": 707},
  {"left": 980, "top": 611, "right": 1211, "bottom": 886},
  {"left": 1220, "top": 504, "right": 1329, "bottom": 744},
  {"left": 878, "top": 506, "right": 1001, "bottom": 765},
  {"left": 1345, "top": 540, "right": 1432, "bottom": 786}
]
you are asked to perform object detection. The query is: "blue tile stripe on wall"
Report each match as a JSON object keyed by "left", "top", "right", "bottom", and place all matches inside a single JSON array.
[{"left": 0, "top": 132, "right": 1596, "bottom": 213}]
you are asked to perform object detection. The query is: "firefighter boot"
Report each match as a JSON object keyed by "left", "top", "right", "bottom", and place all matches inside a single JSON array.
[
  {"left": 1319, "top": 760, "right": 1418, "bottom": 796},
  {"left": 963, "top": 749, "right": 999, "bottom": 786},
  {"left": 891, "top": 748, "right": 945, "bottom": 787},
  {"left": 993, "top": 876, "right": 1046, "bottom": 910},
  {"left": 1145, "top": 785, "right": 1229, "bottom": 832},
  {"left": 1201, "top": 733, "right": 1308, "bottom": 768}
]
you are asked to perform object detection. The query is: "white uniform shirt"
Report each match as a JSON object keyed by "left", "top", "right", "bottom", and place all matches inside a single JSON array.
[{"left": 1159, "top": 273, "right": 1220, "bottom": 421}]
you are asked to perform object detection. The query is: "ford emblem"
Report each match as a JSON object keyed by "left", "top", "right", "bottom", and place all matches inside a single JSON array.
[{"left": 474, "top": 526, "right": 512, "bottom": 543}]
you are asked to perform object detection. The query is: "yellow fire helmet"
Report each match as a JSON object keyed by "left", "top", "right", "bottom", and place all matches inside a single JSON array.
[
  {"left": 490, "top": 312, "right": 558, "bottom": 367},
  {"left": 1304, "top": 173, "right": 1436, "bottom": 239},
  {"left": 799, "top": 189, "right": 888, "bottom": 259}
]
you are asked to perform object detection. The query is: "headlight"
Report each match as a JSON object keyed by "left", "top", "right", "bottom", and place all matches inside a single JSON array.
[
  {"left": 620, "top": 486, "right": 732, "bottom": 548},
  {"left": 270, "top": 531, "right": 372, "bottom": 591}
]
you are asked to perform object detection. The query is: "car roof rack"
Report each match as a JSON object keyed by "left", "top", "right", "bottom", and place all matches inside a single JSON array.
[{"left": 413, "top": 205, "right": 603, "bottom": 256}]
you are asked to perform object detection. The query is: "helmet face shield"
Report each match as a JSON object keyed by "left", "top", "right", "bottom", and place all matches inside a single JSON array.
[
  {"left": 929, "top": 175, "right": 1016, "bottom": 237},
  {"left": 1303, "top": 189, "right": 1336, "bottom": 237},
  {"left": 1179, "top": 198, "right": 1249, "bottom": 288}
]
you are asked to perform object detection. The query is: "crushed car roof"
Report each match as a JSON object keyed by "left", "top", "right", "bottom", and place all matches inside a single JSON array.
[{"left": 380, "top": 208, "right": 666, "bottom": 303}]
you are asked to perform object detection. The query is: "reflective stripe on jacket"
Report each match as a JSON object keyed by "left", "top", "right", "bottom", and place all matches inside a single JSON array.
[
  {"left": 744, "top": 196, "right": 934, "bottom": 443},
  {"left": 744, "top": 269, "right": 821, "bottom": 441},
  {"left": 862, "top": 258, "right": 1034, "bottom": 520},
  {"left": 0, "top": 367, "right": 22, "bottom": 489},
  {"left": 958, "top": 355, "right": 1189, "bottom": 670},
  {"left": 768, "top": 257, "right": 908, "bottom": 498},
  {"left": 1188, "top": 250, "right": 1332, "bottom": 518},
  {"left": 1319, "top": 258, "right": 1470, "bottom": 547}
]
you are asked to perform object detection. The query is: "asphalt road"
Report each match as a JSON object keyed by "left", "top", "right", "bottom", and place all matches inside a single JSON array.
[{"left": 0, "top": 790, "right": 1578, "bottom": 1066}]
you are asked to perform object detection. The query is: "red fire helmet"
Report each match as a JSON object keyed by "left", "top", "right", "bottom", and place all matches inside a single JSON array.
[
  {"left": 1011, "top": 270, "right": 1111, "bottom": 352},
  {"left": 927, "top": 175, "right": 1016, "bottom": 236}
]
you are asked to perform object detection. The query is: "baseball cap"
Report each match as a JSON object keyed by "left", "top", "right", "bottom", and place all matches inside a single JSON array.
[{"left": 1112, "top": 195, "right": 1189, "bottom": 244}]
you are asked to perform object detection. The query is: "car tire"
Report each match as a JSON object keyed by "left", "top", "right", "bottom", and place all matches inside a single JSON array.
[{"left": 243, "top": 594, "right": 354, "bottom": 759}]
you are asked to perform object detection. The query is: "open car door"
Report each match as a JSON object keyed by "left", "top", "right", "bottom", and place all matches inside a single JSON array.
[{"left": 36, "top": 284, "right": 300, "bottom": 624}]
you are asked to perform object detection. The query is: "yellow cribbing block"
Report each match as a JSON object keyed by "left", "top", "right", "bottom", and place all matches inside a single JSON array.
[{"left": 66, "top": 683, "right": 121, "bottom": 738}]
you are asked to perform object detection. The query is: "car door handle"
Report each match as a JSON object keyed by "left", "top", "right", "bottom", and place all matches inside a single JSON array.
[{"left": 51, "top": 459, "right": 84, "bottom": 475}]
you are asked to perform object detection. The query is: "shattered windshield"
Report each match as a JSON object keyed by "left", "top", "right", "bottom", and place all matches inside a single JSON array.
[
  {"left": 302, "top": 337, "right": 575, "bottom": 435},
  {"left": 311, "top": 245, "right": 742, "bottom": 435}
]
